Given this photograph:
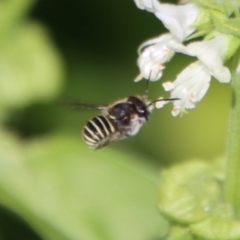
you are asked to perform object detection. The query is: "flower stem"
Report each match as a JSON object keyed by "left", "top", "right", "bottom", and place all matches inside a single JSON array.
[{"left": 224, "top": 48, "right": 240, "bottom": 218}]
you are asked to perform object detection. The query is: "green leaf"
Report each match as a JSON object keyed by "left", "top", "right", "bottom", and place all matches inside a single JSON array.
[
  {"left": 192, "top": 0, "right": 237, "bottom": 15},
  {"left": 0, "top": 0, "right": 35, "bottom": 43},
  {"left": 211, "top": 11, "right": 240, "bottom": 38},
  {"left": 0, "top": 129, "right": 166, "bottom": 240},
  {"left": 168, "top": 225, "right": 194, "bottom": 240},
  {"left": 158, "top": 161, "right": 221, "bottom": 224},
  {"left": 190, "top": 9, "right": 213, "bottom": 38},
  {"left": 0, "top": 21, "right": 64, "bottom": 119},
  {"left": 191, "top": 204, "right": 240, "bottom": 240}
]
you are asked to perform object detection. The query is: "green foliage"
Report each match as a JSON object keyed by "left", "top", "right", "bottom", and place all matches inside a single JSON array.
[
  {"left": 0, "top": 0, "right": 237, "bottom": 239},
  {"left": 158, "top": 160, "right": 222, "bottom": 224},
  {"left": 192, "top": 0, "right": 239, "bottom": 15},
  {"left": 210, "top": 10, "right": 240, "bottom": 38},
  {"left": 191, "top": 204, "right": 240, "bottom": 240},
  {"left": 168, "top": 225, "right": 194, "bottom": 240},
  {"left": 0, "top": 1, "right": 168, "bottom": 239},
  {"left": 0, "top": 22, "right": 64, "bottom": 115},
  {"left": 0, "top": 129, "right": 167, "bottom": 240},
  {"left": 191, "top": 0, "right": 240, "bottom": 56},
  {"left": 158, "top": 159, "right": 240, "bottom": 240}
]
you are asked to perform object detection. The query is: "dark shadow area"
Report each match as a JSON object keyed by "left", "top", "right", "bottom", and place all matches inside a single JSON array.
[
  {"left": 5, "top": 103, "right": 60, "bottom": 138},
  {"left": 0, "top": 206, "right": 41, "bottom": 240}
]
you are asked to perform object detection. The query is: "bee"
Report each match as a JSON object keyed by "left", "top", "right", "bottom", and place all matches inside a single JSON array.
[{"left": 70, "top": 81, "right": 178, "bottom": 149}]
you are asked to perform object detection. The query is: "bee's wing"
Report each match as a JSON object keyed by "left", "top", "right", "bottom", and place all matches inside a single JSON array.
[{"left": 61, "top": 102, "right": 107, "bottom": 111}]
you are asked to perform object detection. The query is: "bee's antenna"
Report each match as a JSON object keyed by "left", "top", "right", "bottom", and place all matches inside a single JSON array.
[
  {"left": 143, "top": 71, "right": 152, "bottom": 101},
  {"left": 148, "top": 98, "right": 180, "bottom": 107}
]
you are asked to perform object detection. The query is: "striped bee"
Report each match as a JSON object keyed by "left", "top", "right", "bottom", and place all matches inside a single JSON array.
[
  {"left": 82, "top": 96, "right": 153, "bottom": 149},
  {"left": 71, "top": 82, "right": 178, "bottom": 149}
]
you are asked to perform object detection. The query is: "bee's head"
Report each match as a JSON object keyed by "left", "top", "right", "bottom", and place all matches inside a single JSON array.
[
  {"left": 107, "top": 96, "right": 150, "bottom": 136},
  {"left": 108, "top": 96, "right": 150, "bottom": 125},
  {"left": 127, "top": 96, "right": 151, "bottom": 120}
]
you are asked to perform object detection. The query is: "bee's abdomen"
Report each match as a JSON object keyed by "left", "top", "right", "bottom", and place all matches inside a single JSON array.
[{"left": 82, "top": 115, "right": 115, "bottom": 148}]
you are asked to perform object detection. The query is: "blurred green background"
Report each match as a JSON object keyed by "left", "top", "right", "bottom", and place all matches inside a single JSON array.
[{"left": 0, "top": 0, "right": 231, "bottom": 239}]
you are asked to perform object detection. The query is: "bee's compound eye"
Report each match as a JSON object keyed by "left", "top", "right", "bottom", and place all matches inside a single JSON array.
[{"left": 138, "top": 109, "right": 145, "bottom": 114}]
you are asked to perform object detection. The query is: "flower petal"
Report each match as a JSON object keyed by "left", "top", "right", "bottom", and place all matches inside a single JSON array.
[
  {"left": 135, "top": 33, "right": 177, "bottom": 81},
  {"left": 168, "top": 34, "right": 231, "bottom": 83},
  {"left": 133, "top": 0, "right": 155, "bottom": 12},
  {"left": 152, "top": 2, "right": 200, "bottom": 41},
  {"left": 161, "top": 61, "right": 211, "bottom": 116}
]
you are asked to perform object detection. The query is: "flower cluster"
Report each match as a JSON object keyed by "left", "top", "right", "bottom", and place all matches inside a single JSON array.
[{"left": 134, "top": 0, "right": 240, "bottom": 116}]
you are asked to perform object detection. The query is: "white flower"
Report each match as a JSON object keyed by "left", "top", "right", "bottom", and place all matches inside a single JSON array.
[
  {"left": 135, "top": 33, "right": 177, "bottom": 81},
  {"left": 155, "top": 34, "right": 231, "bottom": 116},
  {"left": 134, "top": 0, "right": 155, "bottom": 12},
  {"left": 134, "top": 0, "right": 200, "bottom": 41},
  {"left": 167, "top": 34, "right": 231, "bottom": 83},
  {"left": 134, "top": 0, "right": 236, "bottom": 116},
  {"left": 134, "top": 0, "right": 200, "bottom": 82},
  {"left": 153, "top": 2, "right": 199, "bottom": 42},
  {"left": 156, "top": 61, "right": 211, "bottom": 116}
]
